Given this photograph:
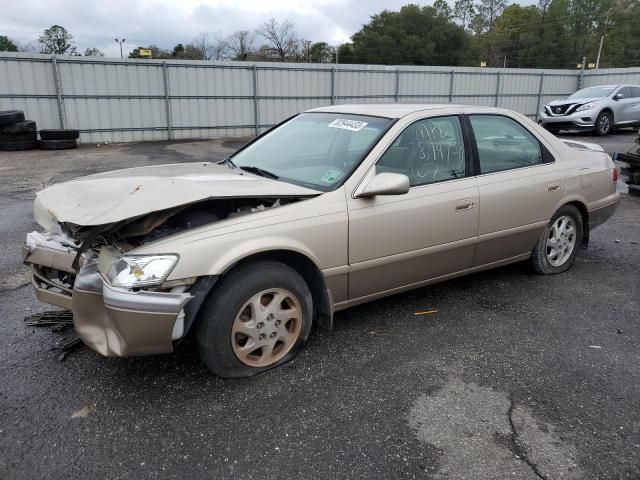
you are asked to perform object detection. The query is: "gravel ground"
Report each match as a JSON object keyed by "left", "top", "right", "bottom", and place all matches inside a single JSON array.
[{"left": 0, "top": 132, "right": 639, "bottom": 480}]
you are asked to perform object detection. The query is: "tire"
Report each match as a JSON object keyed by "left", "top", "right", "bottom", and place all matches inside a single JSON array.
[
  {"left": 39, "top": 129, "right": 80, "bottom": 140},
  {"left": 595, "top": 111, "right": 613, "bottom": 136},
  {"left": 546, "top": 127, "right": 560, "bottom": 135},
  {"left": 38, "top": 138, "right": 77, "bottom": 150},
  {"left": 0, "top": 131, "right": 37, "bottom": 142},
  {"left": 0, "top": 120, "right": 36, "bottom": 134},
  {"left": 196, "top": 261, "right": 313, "bottom": 378},
  {"left": 0, "top": 138, "right": 37, "bottom": 151},
  {"left": 0, "top": 110, "right": 25, "bottom": 127},
  {"left": 532, "top": 204, "right": 583, "bottom": 275}
]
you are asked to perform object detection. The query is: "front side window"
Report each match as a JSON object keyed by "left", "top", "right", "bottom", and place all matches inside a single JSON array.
[
  {"left": 376, "top": 116, "right": 465, "bottom": 187},
  {"left": 631, "top": 86, "right": 640, "bottom": 98},
  {"left": 469, "top": 115, "right": 543, "bottom": 174},
  {"left": 230, "top": 112, "right": 392, "bottom": 191},
  {"left": 617, "top": 86, "right": 632, "bottom": 99}
]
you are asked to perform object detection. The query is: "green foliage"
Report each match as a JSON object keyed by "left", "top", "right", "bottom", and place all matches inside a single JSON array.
[
  {"left": 348, "top": 4, "right": 470, "bottom": 65},
  {"left": 309, "top": 42, "right": 333, "bottom": 63},
  {"left": 433, "top": 0, "right": 452, "bottom": 19},
  {"left": 0, "top": 35, "right": 18, "bottom": 52},
  {"left": 84, "top": 47, "right": 104, "bottom": 57},
  {"left": 38, "top": 25, "right": 76, "bottom": 55},
  {"left": 453, "top": 0, "right": 475, "bottom": 30}
]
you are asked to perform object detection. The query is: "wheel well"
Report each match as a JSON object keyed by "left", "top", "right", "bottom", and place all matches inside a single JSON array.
[
  {"left": 599, "top": 108, "right": 614, "bottom": 120},
  {"left": 565, "top": 201, "right": 589, "bottom": 247},
  {"left": 232, "top": 250, "right": 333, "bottom": 330}
]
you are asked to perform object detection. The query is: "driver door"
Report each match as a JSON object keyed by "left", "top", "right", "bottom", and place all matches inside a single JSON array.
[{"left": 347, "top": 115, "right": 479, "bottom": 301}]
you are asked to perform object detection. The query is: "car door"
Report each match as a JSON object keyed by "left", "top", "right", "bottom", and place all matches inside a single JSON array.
[
  {"left": 468, "top": 114, "right": 565, "bottom": 267},
  {"left": 347, "top": 115, "right": 479, "bottom": 301},
  {"left": 614, "top": 86, "right": 636, "bottom": 124},
  {"left": 629, "top": 86, "right": 640, "bottom": 125}
]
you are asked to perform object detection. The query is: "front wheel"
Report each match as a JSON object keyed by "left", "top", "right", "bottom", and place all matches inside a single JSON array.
[
  {"left": 531, "top": 205, "right": 583, "bottom": 275},
  {"left": 595, "top": 111, "right": 613, "bottom": 136},
  {"left": 196, "top": 261, "right": 313, "bottom": 378}
]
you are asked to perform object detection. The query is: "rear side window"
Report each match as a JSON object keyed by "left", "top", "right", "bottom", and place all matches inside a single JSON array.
[{"left": 469, "top": 115, "right": 543, "bottom": 174}]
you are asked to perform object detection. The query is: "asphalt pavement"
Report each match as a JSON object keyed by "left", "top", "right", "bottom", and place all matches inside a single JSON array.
[{"left": 0, "top": 131, "right": 639, "bottom": 479}]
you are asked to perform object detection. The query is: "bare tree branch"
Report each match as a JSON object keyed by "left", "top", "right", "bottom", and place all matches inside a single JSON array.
[
  {"left": 257, "top": 18, "right": 297, "bottom": 61},
  {"left": 227, "top": 30, "right": 255, "bottom": 60}
]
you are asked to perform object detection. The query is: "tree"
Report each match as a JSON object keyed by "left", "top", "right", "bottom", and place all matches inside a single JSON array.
[
  {"left": 336, "top": 43, "right": 354, "bottom": 63},
  {"left": 227, "top": 30, "right": 255, "bottom": 60},
  {"left": 38, "top": 25, "right": 76, "bottom": 55},
  {"left": 433, "top": 0, "right": 452, "bottom": 19},
  {"left": 309, "top": 42, "right": 333, "bottom": 63},
  {"left": 257, "top": 18, "right": 297, "bottom": 61},
  {"left": 474, "top": 0, "right": 507, "bottom": 33},
  {"left": 453, "top": 0, "right": 475, "bottom": 30},
  {"left": 349, "top": 4, "right": 470, "bottom": 66},
  {"left": 172, "top": 43, "right": 185, "bottom": 57},
  {"left": 84, "top": 47, "right": 104, "bottom": 56},
  {"left": 0, "top": 35, "right": 18, "bottom": 52}
]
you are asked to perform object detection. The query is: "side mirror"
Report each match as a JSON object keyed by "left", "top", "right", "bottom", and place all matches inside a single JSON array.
[
  {"left": 356, "top": 172, "right": 410, "bottom": 198},
  {"left": 614, "top": 92, "right": 624, "bottom": 100}
]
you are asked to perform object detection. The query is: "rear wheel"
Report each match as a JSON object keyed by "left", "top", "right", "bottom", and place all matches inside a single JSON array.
[
  {"left": 595, "top": 111, "right": 613, "bottom": 136},
  {"left": 196, "top": 261, "right": 313, "bottom": 378},
  {"left": 532, "top": 205, "right": 583, "bottom": 275}
]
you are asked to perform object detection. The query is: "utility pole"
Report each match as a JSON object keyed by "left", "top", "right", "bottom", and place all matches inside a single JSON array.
[
  {"left": 595, "top": 11, "right": 610, "bottom": 70},
  {"left": 115, "top": 38, "right": 126, "bottom": 58}
]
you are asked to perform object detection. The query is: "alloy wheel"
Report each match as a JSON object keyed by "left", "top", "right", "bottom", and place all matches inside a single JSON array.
[{"left": 546, "top": 215, "right": 577, "bottom": 267}]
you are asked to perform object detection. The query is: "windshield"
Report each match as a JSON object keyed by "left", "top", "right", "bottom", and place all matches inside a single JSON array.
[
  {"left": 568, "top": 86, "right": 616, "bottom": 100},
  {"left": 229, "top": 112, "right": 393, "bottom": 191}
]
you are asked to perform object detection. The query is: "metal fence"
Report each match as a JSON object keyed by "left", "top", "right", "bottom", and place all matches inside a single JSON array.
[{"left": 2, "top": 52, "right": 640, "bottom": 144}]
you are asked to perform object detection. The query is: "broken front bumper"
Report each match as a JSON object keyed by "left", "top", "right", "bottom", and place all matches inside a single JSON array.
[{"left": 24, "top": 233, "right": 192, "bottom": 357}]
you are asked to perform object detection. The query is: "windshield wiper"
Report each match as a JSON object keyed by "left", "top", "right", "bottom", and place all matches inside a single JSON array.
[
  {"left": 222, "top": 157, "right": 237, "bottom": 169},
  {"left": 239, "top": 166, "right": 279, "bottom": 180}
]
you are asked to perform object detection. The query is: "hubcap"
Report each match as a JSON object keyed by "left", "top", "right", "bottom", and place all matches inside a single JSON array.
[
  {"left": 546, "top": 215, "right": 577, "bottom": 267},
  {"left": 231, "top": 288, "right": 302, "bottom": 368}
]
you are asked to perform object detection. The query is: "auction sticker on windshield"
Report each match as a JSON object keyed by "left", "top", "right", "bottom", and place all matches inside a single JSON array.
[{"left": 328, "top": 119, "right": 368, "bottom": 132}]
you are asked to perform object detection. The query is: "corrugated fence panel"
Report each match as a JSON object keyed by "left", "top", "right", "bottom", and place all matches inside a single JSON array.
[{"left": 2, "top": 52, "right": 640, "bottom": 144}]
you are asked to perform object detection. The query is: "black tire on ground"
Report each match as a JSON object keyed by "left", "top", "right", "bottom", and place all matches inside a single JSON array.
[
  {"left": 39, "top": 129, "right": 80, "bottom": 140},
  {"left": 196, "top": 261, "right": 313, "bottom": 378},
  {"left": 0, "top": 138, "right": 37, "bottom": 151},
  {"left": 0, "top": 110, "right": 25, "bottom": 127},
  {"left": 0, "top": 120, "right": 36, "bottom": 134},
  {"left": 532, "top": 204, "right": 584, "bottom": 275},
  {"left": 38, "top": 139, "right": 78, "bottom": 150},
  {"left": 0, "top": 131, "right": 37, "bottom": 142},
  {"left": 595, "top": 111, "right": 613, "bottom": 136}
]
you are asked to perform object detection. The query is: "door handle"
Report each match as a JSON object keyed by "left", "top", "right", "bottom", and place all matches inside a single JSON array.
[
  {"left": 548, "top": 185, "right": 560, "bottom": 192},
  {"left": 455, "top": 199, "right": 475, "bottom": 211}
]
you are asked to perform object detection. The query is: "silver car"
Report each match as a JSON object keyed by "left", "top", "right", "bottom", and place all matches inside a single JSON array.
[{"left": 539, "top": 84, "right": 640, "bottom": 136}]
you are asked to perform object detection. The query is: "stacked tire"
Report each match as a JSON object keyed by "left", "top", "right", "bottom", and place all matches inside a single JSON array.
[
  {"left": 0, "top": 110, "right": 37, "bottom": 151},
  {"left": 39, "top": 129, "right": 79, "bottom": 150},
  {"left": 0, "top": 110, "right": 79, "bottom": 151}
]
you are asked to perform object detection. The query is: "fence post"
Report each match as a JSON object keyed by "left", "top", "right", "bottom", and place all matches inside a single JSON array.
[
  {"left": 449, "top": 70, "right": 455, "bottom": 103},
  {"left": 494, "top": 71, "right": 501, "bottom": 107},
  {"left": 394, "top": 69, "right": 400, "bottom": 102},
  {"left": 51, "top": 56, "right": 67, "bottom": 129},
  {"left": 331, "top": 67, "right": 336, "bottom": 105},
  {"left": 536, "top": 73, "right": 545, "bottom": 119},
  {"left": 578, "top": 56, "right": 586, "bottom": 89},
  {"left": 252, "top": 65, "right": 260, "bottom": 136},
  {"left": 162, "top": 61, "right": 173, "bottom": 140}
]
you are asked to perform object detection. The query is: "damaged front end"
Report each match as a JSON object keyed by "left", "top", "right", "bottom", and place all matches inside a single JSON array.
[{"left": 24, "top": 194, "right": 310, "bottom": 357}]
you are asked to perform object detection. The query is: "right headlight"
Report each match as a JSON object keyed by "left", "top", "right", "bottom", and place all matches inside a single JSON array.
[
  {"left": 107, "top": 254, "right": 179, "bottom": 288},
  {"left": 576, "top": 102, "right": 596, "bottom": 112}
]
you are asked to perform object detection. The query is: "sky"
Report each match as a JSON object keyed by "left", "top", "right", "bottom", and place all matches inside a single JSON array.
[{"left": 0, "top": 0, "right": 449, "bottom": 58}]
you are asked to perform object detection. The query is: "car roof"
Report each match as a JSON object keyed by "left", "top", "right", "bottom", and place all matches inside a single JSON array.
[{"left": 306, "top": 103, "right": 469, "bottom": 119}]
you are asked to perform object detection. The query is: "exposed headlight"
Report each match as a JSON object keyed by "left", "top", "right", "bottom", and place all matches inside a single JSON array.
[
  {"left": 576, "top": 102, "right": 596, "bottom": 112},
  {"left": 107, "top": 254, "right": 178, "bottom": 288}
]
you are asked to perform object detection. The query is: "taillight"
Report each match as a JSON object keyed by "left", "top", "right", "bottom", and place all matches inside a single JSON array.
[{"left": 612, "top": 168, "right": 618, "bottom": 182}]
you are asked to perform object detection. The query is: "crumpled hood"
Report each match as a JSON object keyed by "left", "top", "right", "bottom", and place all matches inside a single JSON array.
[
  {"left": 547, "top": 96, "right": 602, "bottom": 106},
  {"left": 35, "top": 162, "right": 320, "bottom": 227}
]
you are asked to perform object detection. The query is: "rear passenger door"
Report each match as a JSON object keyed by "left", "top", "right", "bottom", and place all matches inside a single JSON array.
[{"left": 467, "top": 114, "right": 565, "bottom": 267}]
